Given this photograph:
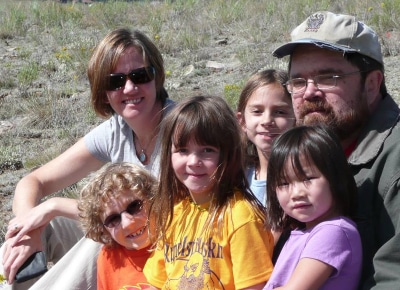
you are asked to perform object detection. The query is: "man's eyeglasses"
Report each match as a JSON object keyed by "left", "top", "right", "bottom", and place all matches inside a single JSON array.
[
  {"left": 106, "top": 66, "right": 155, "bottom": 91},
  {"left": 285, "top": 71, "right": 363, "bottom": 94},
  {"left": 103, "top": 199, "right": 144, "bottom": 228}
]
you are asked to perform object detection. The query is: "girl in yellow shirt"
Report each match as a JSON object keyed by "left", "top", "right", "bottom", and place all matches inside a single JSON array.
[{"left": 144, "top": 95, "right": 274, "bottom": 289}]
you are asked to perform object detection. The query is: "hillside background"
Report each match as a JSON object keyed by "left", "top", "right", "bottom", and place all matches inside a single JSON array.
[{"left": 1, "top": 0, "right": 400, "bottom": 242}]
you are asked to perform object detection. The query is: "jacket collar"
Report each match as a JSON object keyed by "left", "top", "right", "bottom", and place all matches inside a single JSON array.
[{"left": 348, "top": 94, "right": 400, "bottom": 165}]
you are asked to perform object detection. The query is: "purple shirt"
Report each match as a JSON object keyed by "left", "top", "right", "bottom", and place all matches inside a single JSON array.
[{"left": 264, "top": 216, "right": 362, "bottom": 290}]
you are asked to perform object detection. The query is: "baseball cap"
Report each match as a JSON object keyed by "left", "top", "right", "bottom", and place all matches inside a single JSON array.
[{"left": 273, "top": 11, "right": 383, "bottom": 64}]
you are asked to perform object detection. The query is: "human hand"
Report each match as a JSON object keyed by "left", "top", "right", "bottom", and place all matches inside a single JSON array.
[
  {"left": 6, "top": 202, "right": 53, "bottom": 246},
  {"left": 2, "top": 229, "right": 43, "bottom": 284}
]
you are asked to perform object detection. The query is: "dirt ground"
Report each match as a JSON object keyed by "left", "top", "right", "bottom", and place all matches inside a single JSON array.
[{"left": 1, "top": 10, "right": 400, "bottom": 242}]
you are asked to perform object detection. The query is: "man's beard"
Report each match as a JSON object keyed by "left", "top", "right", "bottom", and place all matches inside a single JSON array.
[{"left": 296, "top": 99, "right": 369, "bottom": 141}]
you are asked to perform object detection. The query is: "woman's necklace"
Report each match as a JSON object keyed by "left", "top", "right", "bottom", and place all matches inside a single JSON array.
[
  {"left": 134, "top": 127, "right": 160, "bottom": 163},
  {"left": 135, "top": 135, "right": 150, "bottom": 163},
  {"left": 139, "top": 149, "right": 146, "bottom": 163},
  {"left": 133, "top": 107, "right": 162, "bottom": 163}
]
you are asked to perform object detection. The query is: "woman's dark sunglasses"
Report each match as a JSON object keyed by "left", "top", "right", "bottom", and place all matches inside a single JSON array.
[
  {"left": 106, "top": 66, "right": 155, "bottom": 91},
  {"left": 103, "top": 199, "right": 144, "bottom": 228}
]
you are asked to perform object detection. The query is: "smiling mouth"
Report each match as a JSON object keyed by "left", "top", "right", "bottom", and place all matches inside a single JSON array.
[
  {"left": 127, "top": 225, "right": 147, "bottom": 238},
  {"left": 260, "top": 132, "right": 281, "bottom": 137},
  {"left": 300, "top": 100, "right": 330, "bottom": 118},
  {"left": 306, "top": 108, "right": 326, "bottom": 114},
  {"left": 124, "top": 98, "right": 142, "bottom": 105},
  {"left": 188, "top": 173, "right": 206, "bottom": 177},
  {"left": 293, "top": 204, "right": 311, "bottom": 209}
]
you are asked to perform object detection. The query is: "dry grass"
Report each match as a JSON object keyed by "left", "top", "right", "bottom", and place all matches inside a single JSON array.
[{"left": 1, "top": 0, "right": 400, "bottom": 243}]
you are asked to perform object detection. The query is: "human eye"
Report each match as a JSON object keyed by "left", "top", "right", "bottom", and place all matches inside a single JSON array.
[
  {"left": 203, "top": 146, "right": 218, "bottom": 153},
  {"left": 288, "top": 78, "right": 306, "bottom": 91},
  {"left": 172, "top": 145, "right": 187, "bottom": 154},
  {"left": 178, "top": 148, "right": 188, "bottom": 153},
  {"left": 274, "top": 109, "right": 290, "bottom": 116},
  {"left": 126, "top": 199, "right": 144, "bottom": 215},
  {"left": 277, "top": 180, "right": 289, "bottom": 188},
  {"left": 286, "top": 78, "right": 307, "bottom": 95},
  {"left": 249, "top": 107, "right": 262, "bottom": 115},
  {"left": 315, "top": 74, "right": 336, "bottom": 88},
  {"left": 103, "top": 214, "right": 121, "bottom": 228},
  {"left": 302, "top": 174, "right": 318, "bottom": 185}
]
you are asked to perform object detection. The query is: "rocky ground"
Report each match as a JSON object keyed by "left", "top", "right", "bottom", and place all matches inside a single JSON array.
[{"left": 1, "top": 3, "right": 400, "bottom": 243}]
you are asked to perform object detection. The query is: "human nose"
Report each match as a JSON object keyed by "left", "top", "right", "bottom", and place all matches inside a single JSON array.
[
  {"left": 123, "top": 78, "right": 138, "bottom": 93},
  {"left": 304, "top": 79, "right": 317, "bottom": 92},
  {"left": 291, "top": 182, "right": 306, "bottom": 199},
  {"left": 303, "top": 79, "right": 322, "bottom": 100},
  {"left": 261, "top": 112, "right": 274, "bottom": 126},
  {"left": 188, "top": 152, "right": 202, "bottom": 166},
  {"left": 119, "top": 212, "right": 134, "bottom": 228}
]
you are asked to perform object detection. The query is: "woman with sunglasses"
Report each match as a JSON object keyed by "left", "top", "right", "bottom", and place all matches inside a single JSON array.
[
  {"left": 78, "top": 162, "right": 157, "bottom": 290},
  {"left": 1, "top": 28, "right": 174, "bottom": 289}
]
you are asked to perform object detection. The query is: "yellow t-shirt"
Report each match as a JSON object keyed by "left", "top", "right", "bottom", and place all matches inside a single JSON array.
[{"left": 144, "top": 191, "right": 274, "bottom": 289}]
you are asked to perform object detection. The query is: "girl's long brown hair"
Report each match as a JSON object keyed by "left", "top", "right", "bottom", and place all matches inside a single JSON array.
[
  {"left": 237, "top": 69, "right": 292, "bottom": 167},
  {"left": 150, "top": 95, "right": 267, "bottom": 244}
]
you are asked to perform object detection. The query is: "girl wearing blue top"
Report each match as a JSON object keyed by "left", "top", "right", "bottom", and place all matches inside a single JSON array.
[{"left": 237, "top": 69, "right": 295, "bottom": 206}]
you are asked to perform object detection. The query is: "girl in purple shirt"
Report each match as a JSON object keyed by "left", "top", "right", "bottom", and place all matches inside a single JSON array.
[{"left": 264, "top": 125, "right": 362, "bottom": 290}]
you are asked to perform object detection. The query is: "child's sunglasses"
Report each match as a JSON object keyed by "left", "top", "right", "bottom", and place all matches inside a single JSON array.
[
  {"left": 103, "top": 199, "right": 144, "bottom": 228},
  {"left": 106, "top": 66, "right": 155, "bottom": 91}
]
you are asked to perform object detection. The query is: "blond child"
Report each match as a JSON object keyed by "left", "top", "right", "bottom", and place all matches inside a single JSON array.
[{"left": 78, "top": 162, "right": 156, "bottom": 290}]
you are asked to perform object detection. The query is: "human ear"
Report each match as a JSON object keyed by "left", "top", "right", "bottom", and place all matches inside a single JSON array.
[
  {"left": 104, "top": 94, "right": 111, "bottom": 104},
  {"left": 236, "top": 112, "right": 246, "bottom": 131},
  {"left": 364, "top": 70, "right": 383, "bottom": 112}
]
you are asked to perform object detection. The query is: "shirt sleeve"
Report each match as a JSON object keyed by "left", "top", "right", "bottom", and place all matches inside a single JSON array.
[
  {"left": 84, "top": 119, "right": 113, "bottom": 163},
  {"left": 301, "top": 223, "right": 353, "bottom": 276},
  {"left": 230, "top": 211, "right": 274, "bottom": 288},
  {"left": 143, "top": 246, "right": 167, "bottom": 288}
]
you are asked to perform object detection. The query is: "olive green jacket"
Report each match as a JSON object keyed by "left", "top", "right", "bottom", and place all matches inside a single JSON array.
[{"left": 349, "top": 94, "right": 400, "bottom": 290}]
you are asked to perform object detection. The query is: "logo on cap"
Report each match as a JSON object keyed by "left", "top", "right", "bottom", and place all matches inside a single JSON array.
[
  {"left": 305, "top": 13, "right": 324, "bottom": 32},
  {"left": 272, "top": 11, "right": 384, "bottom": 65}
]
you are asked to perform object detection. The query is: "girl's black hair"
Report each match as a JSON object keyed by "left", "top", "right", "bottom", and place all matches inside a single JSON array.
[{"left": 266, "top": 125, "right": 358, "bottom": 230}]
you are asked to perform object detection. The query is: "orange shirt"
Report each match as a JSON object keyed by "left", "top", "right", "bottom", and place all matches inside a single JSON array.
[{"left": 97, "top": 244, "right": 151, "bottom": 290}]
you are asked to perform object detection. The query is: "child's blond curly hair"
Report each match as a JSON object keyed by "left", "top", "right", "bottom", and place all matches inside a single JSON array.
[{"left": 78, "top": 162, "right": 157, "bottom": 247}]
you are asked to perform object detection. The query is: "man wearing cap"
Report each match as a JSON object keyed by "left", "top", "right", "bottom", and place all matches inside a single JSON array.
[{"left": 273, "top": 11, "right": 400, "bottom": 289}]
